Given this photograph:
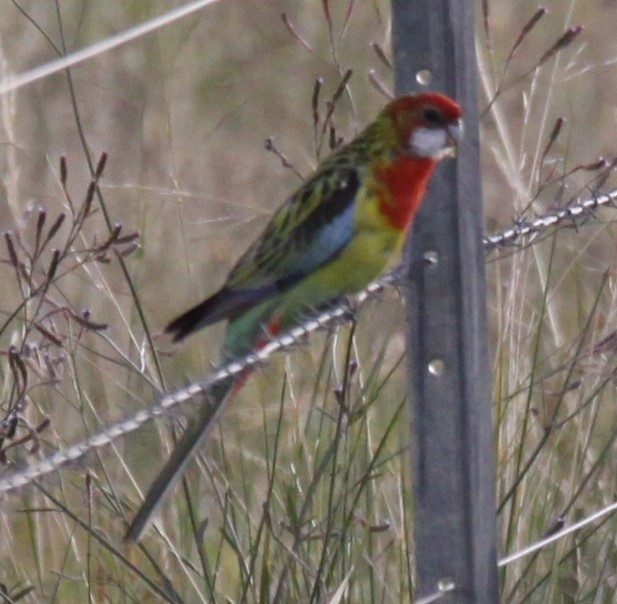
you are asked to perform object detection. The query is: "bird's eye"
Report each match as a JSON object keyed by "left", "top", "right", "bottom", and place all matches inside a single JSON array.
[{"left": 422, "top": 106, "right": 443, "bottom": 125}]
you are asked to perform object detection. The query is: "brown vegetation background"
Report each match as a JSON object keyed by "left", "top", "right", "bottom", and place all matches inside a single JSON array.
[{"left": 2, "top": 0, "right": 617, "bottom": 601}]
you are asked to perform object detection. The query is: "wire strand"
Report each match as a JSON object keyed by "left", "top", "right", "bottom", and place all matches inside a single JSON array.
[{"left": 0, "top": 0, "right": 222, "bottom": 96}]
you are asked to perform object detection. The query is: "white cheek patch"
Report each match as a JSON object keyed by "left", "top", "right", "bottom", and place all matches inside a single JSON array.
[{"left": 410, "top": 127, "right": 452, "bottom": 159}]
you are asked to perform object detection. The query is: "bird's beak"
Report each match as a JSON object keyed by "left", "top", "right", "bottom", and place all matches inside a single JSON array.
[
  {"left": 448, "top": 119, "right": 463, "bottom": 144},
  {"left": 444, "top": 119, "right": 463, "bottom": 158}
]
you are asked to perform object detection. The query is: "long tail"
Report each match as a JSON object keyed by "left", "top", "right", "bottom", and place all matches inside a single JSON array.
[
  {"left": 124, "top": 378, "right": 235, "bottom": 542},
  {"left": 165, "top": 291, "right": 229, "bottom": 343}
]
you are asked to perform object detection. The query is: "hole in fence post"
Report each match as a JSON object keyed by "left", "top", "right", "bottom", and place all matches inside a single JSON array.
[
  {"left": 423, "top": 250, "right": 439, "bottom": 266},
  {"left": 437, "top": 577, "right": 455, "bottom": 592},
  {"left": 427, "top": 359, "right": 445, "bottom": 376},
  {"left": 416, "top": 68, "right": 432, "bottom": 86}
]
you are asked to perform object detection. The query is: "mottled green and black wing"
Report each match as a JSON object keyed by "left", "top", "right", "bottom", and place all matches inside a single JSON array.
[
  {"left": 166, "top": 162, "right": 361, "bottom": 341},
  {"left": 229, "top": 163, "right": 361, "bottom": 286}
]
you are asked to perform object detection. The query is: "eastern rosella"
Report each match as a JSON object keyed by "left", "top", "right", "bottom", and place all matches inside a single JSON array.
[{"left": 126, "top": 92, "right": 462, "bottom": 541}]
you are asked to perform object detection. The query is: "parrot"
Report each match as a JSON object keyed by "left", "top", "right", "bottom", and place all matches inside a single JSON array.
[{"left": 125, "top": 91, "right": 462, "bottom": 541}]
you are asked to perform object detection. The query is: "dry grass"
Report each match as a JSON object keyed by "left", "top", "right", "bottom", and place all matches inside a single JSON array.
[{"left": 1, "top": 0, "right": 617, "bottom": 602}]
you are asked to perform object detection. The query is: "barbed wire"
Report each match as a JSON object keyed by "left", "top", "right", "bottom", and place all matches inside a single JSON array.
[
  {"left": 402, "top": 493, "right": 617, "bottom": 601},
  {"left": 482, "top": 187, "right": 617, "bottom": 250},
  {"left": 498, "top": 498, "right": 617, "bottom": 567},
  {"left": 1, "top": 187, "right": 617, "bottom": 563},
  {"left": 0, "top": 303, "right": 356, "bottom": 494}
]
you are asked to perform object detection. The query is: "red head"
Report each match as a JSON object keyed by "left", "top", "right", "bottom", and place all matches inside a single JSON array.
[{"left": 384, "top": 92, "right": 463, "bottom": 159}]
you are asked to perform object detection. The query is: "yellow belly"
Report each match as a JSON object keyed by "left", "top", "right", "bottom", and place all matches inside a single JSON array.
[{"left": 278, "top": 219, "right": 402, "bottom": 320}]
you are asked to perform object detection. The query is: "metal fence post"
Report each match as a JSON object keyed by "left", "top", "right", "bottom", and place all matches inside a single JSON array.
[{"left": 391, "top": 1, "right": 499, "bottom": 601}]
